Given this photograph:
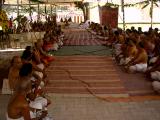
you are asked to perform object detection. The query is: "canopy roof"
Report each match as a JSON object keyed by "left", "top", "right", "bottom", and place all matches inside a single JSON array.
[
  {"left": 4, "top": 0, "right": 152, "bottom": 4},
  {"left": 4, "top": 0, "right": 82, "bottom": 4}
]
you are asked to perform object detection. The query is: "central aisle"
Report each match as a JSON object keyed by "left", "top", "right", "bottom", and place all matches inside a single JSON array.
[{"left": 45, "top": 56, "right": 128, "bottom": 97}]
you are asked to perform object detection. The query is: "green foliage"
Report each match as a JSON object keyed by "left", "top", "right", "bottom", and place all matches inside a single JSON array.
[
  {"left": 141, "top": 3, "right": 149, "bottom": 9},
  {"left": 140, "top": 0, "right": 159, "bottom": 18},
  {"left": 29, "top": 0, "right": 45, "bottom": 4},
  {"left": 101, "top": 0, "right": 160, "bottom": 8},
  {"left": 74, "top": 1, "right": 85, "bottom": 10},
  {"left": 105, "top": 3, "right": 119, "bottom": 8}
]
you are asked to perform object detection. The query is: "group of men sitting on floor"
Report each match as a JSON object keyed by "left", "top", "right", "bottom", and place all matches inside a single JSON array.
[
  {"left": 43, "top": 25, "right": 64, "bottom": 51},
  {"left": 87, "top": 22, "right": 160, "bottom": 93},
  {"left": 4, "top": 37, "right": 59, "bottom": 119},
  {"left": 31, "top": 16, "right": 57, "bottom": 33},
  {"left": 86, "top": 22, "right": 114, "bottom": 41},
  {"left": 110, "top": 26, "right": 160, "bottom": 93}
]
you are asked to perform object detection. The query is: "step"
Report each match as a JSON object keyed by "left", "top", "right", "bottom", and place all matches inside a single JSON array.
[
  {"left": 53, "top": 56, "right": 113, "bottom": 60},
  {"left": 45, "top": 87, "right": 126, "bottom": 94},
  {"left": 47, "top": 81, "right": 123, "bottom": 87},
  {"left": 46, "top": 75, "right": 120, "bottom": 81},
  {"left": 47, "top": 70, "right": 118, "bottom": 75},
  {"left": 53, "top": 59, "right": 113, "bottom": 62},
  {"left": 47, "top": 68, "right": 117, "bottom": 72},
  {"left": 47, "top": 73, "right": 119, "bottom": 77},
  {"left": 50, "top": 63, "right": 115, "bottom": 67}
]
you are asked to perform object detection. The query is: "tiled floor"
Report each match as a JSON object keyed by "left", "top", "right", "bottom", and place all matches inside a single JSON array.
[{"left": 1, "top": 94, "right": 160, "bottom": 120}]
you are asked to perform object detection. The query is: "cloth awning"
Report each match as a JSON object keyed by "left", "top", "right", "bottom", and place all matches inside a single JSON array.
[{"left": 4, "top": 0, "right": 148, "bottom": 4}]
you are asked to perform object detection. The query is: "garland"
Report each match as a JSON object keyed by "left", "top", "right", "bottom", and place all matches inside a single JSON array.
[
  {"left": 88, "top": 1, "right": 155, "bottom": 9},
  {"left": 0, "top": 10, "right": 8, "bottom": 31}
]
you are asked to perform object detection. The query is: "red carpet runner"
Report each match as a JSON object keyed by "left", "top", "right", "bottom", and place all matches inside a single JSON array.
[{"left": 45, "top": 56, "right": 128, "bottom": 97}]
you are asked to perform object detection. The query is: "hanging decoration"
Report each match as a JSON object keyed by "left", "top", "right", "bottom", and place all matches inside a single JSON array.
[{"left": 88, "top": 0, "right": 159, "bottom": 9}]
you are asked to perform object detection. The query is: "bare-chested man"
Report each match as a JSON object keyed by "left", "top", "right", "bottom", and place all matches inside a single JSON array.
[
  {"left": 7, "top": 63, "right": 45, "bottom": 120},
  {"left": 8, "top": 56, "right": 22, "bottom": 91},
  {"left": 119, "top": 40, "right": 138, "bottom": 65},
  {"left": 125, "top": 42, "right": 148, "bottom": 73}
]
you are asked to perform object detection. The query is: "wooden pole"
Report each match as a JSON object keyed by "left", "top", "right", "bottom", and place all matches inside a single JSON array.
[
  {"left": 38, "top": 3, "right": 40, "bottom": 20},
  {"left": 17, "top": 0, "right": 20, "bottom": 26},
  {"left": 121, "top": 0, "right": 125, "bottom": 31},
  {"left": 50, "top": 4, "right": 52, "bottom": 15},
  {"left": 150, "top": 0, "right": 153, "bottom": 28},
  {"left": 29, "top": 0, "right": 32, "bottom": 21},
  {"left": 0, "top": 0, "right": 2, "bottom": 11}
]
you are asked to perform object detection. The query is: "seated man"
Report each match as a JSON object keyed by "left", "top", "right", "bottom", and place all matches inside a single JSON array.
[
  {"left": 8, "top": 56, "right": 22, "bottom": 91},
  {"left": 43, "top": 36, "right": 54, "bottom": 52},
  {"left": 125, "top": 42, "right": 148, "bottom": 73},
  {"left": 21, "top": 46, "right": 46, "bottom": 79},
  {"left": 35, "top": 39, "right": 55, "bottom": 66},
  {"left": 7, "top": 63, "right": 45, "bottom": 120},
  {"left": 21, "top": 46, "right": 47, "bottom": 87},
  {"left": 119, "top": 40, "right": 138, "bottom": 65},
  {"left": 146, "top": 64, "right": 160, "bottom": 81}
]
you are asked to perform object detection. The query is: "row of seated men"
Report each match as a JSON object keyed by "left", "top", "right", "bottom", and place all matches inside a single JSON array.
[
  {"left": 80, "top": 21, "right": 160, "bottom": 93},
  {"left": 15, "top": 15, "right": 57, "bottom": 33},
  {"left": 42, "top": 25, "right": 64, "bottom": 52},
  {"left": 4, "top": 39, "right": 55, "bottom": 119},
  {"left": 31, "top": 19, "right": 57, "bottom": 33},
  {"left": 109, "top": 27, "right": 160, "bottom": 93},
  {"left": 86, "top": 22, "right": 117, "bottom": 41}
]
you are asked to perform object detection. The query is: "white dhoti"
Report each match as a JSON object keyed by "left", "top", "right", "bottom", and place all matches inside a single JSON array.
[
  {"left": 34, "top": 71, "right": 43, "bottom": 79},
  {"left": 30, "top": 76, "right": 45, "bottom": 88},
  {"left": 114, "top": 44, "right": 122, "bottom": 50},
  {"left": 152, "top": 81, "right": 160, "bottom": 92},
  {"left": 58, "top": 39, "right": 63, "bottom": 46},
  {"left": 151, "top": 71, "right": 160, "bottom": 81},
  {"left": 129, "top": 63, "right": 147, "bottom": 73},
  {"left": 30, "top": 96, "right": 48, "bottom": 109},
  {"left": 37, "top": 64, "right": 45, "bottom": 70},
  {"left": 6, "top": 113, "right": 24, "bottom": 120},
  {"left": 149, "top": 56, "right": 158, "bottom": 64},
  {"left": 29, "top": 98, "right": 53, "bottom": 120},
  {"left": 31, "top": 63, "right": 44, "bottom": 81},
  {"left": 115, "top": 50, "right": 122, "bottom": 56},
  {"left": 53, "top": 43, "right": 59, "bottom": 51},
  {"left": 120, "top": 57, "right": 132, "bottom": 65}
]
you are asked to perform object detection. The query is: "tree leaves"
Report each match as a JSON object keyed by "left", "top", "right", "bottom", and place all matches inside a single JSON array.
[
  {"left": 74, "top": 1, "right": 85, "bottom": 10},
  {"left": 29, "top": 0, "right": 45, "bottom": 4},
  {"left": 141, "top": 3, "right": 149, "bottom": 9}
]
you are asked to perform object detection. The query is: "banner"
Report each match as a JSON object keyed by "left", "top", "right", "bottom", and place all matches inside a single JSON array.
[{"left": 99, "top": 6, "right": 118, "bottom": 28}]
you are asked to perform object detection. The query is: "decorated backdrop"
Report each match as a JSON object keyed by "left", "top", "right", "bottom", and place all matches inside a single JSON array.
[{"left": 99, "top": 6, "right": 118, "bottom": 28}]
